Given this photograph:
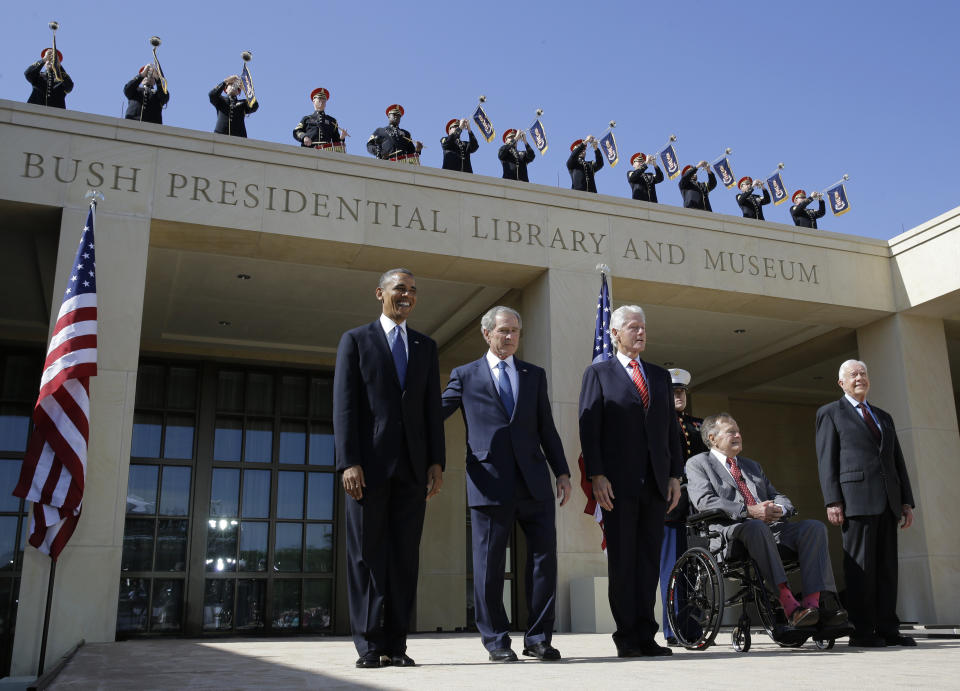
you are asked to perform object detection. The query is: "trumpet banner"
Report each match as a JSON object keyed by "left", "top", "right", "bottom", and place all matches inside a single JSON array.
[
  {"left": 767, "top": 171, "right": 788, "bottom": 205},
  {"left": 660, "top": 144, "right": 681, "bottom": 180},
  {"left": 600, "top": 131, "right": 619, "bottom": 167},
  {"left": 241, "top": 64, "right": 256, "bottom": 104},
  {"left": 529, "top": 118, "right": 548, "bottom": 154},
  {"left": 827, "top": 183, "right": 851, "bottom": 216},
  {"left": 472, "top": 104, "right": 495, "bottom": 143},
  {"left": 713, "top": 157, "right": 735, "bottom": 188}
]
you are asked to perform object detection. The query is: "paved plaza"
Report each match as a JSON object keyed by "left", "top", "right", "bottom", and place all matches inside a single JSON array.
[{"left": 40, "top": 631, "right": 960, "bottom": 690}]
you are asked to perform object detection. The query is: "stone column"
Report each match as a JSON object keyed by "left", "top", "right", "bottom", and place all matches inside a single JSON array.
[
  {"left": 857, "top": 313, "right": 960, "bottom": 625},
  {"left": 12, "top": 207, "right": 150, "bottom": 675}
]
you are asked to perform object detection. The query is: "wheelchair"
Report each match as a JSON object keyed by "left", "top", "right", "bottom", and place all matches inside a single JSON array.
[{"left": 665, "top": 508, "right": 852, "bottom": 652}]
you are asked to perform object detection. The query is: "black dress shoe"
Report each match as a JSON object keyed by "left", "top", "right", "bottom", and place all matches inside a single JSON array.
[
  {"left": 488, "top": 648, "right": 518, "bottom": 662},
  {"left": 522, "top": 642, "right": 561, "bottom": 661},
  {"left": 637, "top": 640, "right": 673, "bottom": 657},
  {"left": 819, "top": 605, "right": 849, "bottom": 627},
  {"left": 665, "top": 636, "right": 680, "bottom": 647},
  {"left": 389, "top": 653, "right": 417, "bottom": 666},
  {"left": 355, "top": 652, "right": 384, "bottom": 668},
  {"left": 849, "top": 634, "right": 887, "bottom": 647},
  {"left": 882, "top": 634, "right": 917, "bottom": 647}
]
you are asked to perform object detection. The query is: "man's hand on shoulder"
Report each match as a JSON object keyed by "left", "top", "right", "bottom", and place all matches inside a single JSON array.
[
  {"left": 426, "top": 464, "right": 443, "bottom": 500},
  {"left": 343, "top": 465, "right": 366, "bottom": 501},
  {"left": 556, "top": 474, "right": 572, "bottom": 507}
]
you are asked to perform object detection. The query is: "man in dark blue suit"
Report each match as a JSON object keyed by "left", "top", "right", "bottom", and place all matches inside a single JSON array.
[
  {"left": 579, "top": 305, "right": 683, "bottom": 657},
  {"left": 333, "top": 268, "right": 445, "bottom": 668},
  {"left": 442, "top": 306, "right": 571, "bottom": 662}
]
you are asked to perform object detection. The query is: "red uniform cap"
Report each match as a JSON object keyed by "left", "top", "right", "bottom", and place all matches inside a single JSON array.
[
  {"left": 446, "top": 118, "right": 459, "bottom": 133},
  {"left": 386, "top": 104, "right": 404, "bottom": 116},
  {"left": 738, "top": 176, "right": 752, "bottom": 189},
  {"left": 570, "top": 139, "right": 584, "bottom": 151},
  {"left": 311, "top": 87, "right": 330, "bottom": 101},
  {"left": 792, "top": 189, "right": 806, "bottom": 204},
  {"left": 139, "top": 64, "right": 152, "bottom": 75},
  {"left": 502, "top": 129, "right": 518, "bottom": 143},
  {"left": 682, "top": 165, "right": 694, "bottom": 176},
  {"left": 41, "top": 48, "right": 63, "bottom": 63},
  {"left": 630, "top": 152, "right": 646, "bottom": 166}
]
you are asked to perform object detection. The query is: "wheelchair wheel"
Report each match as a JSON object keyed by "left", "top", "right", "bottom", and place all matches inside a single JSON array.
[
  {"left": 814, "top": 638, "right": 835, "bottom": 650},
  {"left": 732, "top": 624, "right": 751, "bottom": 653},
  {"left": 667, "top": 547, "right": 724, "bottom": 650}
]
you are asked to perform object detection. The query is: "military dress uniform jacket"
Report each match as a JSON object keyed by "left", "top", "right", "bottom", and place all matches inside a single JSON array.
[
  {"left": 567, "top": 144, "right": 604, "bottom": 192},
  {"left": 791, "top": 199, "right": 826, "bottom": 229},
  {"left": 627, "top": 164, "right": 664, "bottom": 202},
  {"left": 123, "top": 76, "right": 169, "bottom": 124},
  {"left": 209, "top": 83, "right": 258, "bottom": 138},
  {"left": 440, "top": 128, "right": 479, "bottom": 173},
  {"left": 664, "top": 412, "right": 707, "bottom": 523},
  {"left": 25, "top": 62, "right": 73, "bottom": 109},
  {"left": 367, "top": 125, "right": 416, "bottom": 159},
  {"left": 679, "top": 168, "right": 717, "bottom": 211},
  {"left": 498, "top": 144, "right": 535, "bottom": 181},
  {"left": 736, "top": 188, "right": 771, "bottom": 220},
  {"left": 293, "top": 111, "right": 341, "bottom": 146}
]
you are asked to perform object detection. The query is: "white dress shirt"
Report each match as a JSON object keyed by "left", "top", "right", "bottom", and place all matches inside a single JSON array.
[
  {"left": 486, "top": 351, "right": 517, "bottom": 406},
  {"left": 379, "top": 313, "right": 408, "bottom": 356}
]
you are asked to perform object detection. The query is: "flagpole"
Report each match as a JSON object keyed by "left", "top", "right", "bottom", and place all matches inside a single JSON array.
[
  {"left": 596, "top": 263, "right": 612, "bottom": 305},
  {"left": 710, "top": 147, "right": 732, "bottom": 166},
  {"left": 815, "top": 173, "right": 850, "bottom": 196}
]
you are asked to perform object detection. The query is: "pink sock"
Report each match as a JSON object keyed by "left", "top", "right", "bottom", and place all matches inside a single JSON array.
[
  {"left": 778, "top": 583, "right": 800, "bottom": 615},
  {"left": 802, "top": 592, "right": 820, "bottom": 609}
]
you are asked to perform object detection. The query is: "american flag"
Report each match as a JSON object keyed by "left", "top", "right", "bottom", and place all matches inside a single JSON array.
[
  {"left": 14, "top": 205, "right": 98, "bottom": 560},
  {"left": 578, "top": 271, "right": 613, "bottom": 551}
]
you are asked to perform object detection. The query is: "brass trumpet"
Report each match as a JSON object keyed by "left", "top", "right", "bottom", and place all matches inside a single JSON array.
[
  {"left": 48, "top": 21, "right": 64, "bottom": 83},
  {"left": 150, "top": 36, "right": 168, "bottom": 94}
]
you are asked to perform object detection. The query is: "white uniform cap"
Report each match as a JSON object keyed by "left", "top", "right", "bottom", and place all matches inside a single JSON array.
[{"left": 669, "top": 368, "right": 692, "bottom": 388}]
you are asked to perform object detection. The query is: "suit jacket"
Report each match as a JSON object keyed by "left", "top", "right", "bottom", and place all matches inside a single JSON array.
[
  {"left": 499, "top": 143, "right": 535, "bottom": 181},
  {"left": 442, "top": 357, "right": 569, "bottom": 506},
  {"left": 679, "top": 167, "right": 717, "bottom": 211},
  {"left": 627, "top": 165, "right": 664, "bottom": 203},
  {"left": 686, "top": 451, "right": 796, "bottom": 548},
  {"left": 736, "top": 189, "right": 771, "bottom": 220},
  {"left": 664, "top": 412, "right": 708, "bottom": 522},
  {"left": 440, "top": 129, "right": 479, "bottom": 173},
  {"left": 791, "top": 199, "right": 826, "bottom": 229},
  {"left": 578, "top": 357, "right": 683, "bottom": 500},
  {"left": 333, "top": 320, "right": 445, "bottom": 487},
  {"left": 815, "top": 398, "right": 915, "bottom": 517},
  {"left": 567, "top": 144, "right": 604, "bottom": 192}
]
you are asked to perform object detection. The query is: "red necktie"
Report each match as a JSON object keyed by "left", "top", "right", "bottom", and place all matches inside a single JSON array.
[
  {"left": 727, "top": 457, "right": 757, "bottom": 506},
  {"left": 628, "top": 360, "right": 650, "bottom": 408},
  {"left": 858, "top": 403, "right": 881, "bottom": 442}
]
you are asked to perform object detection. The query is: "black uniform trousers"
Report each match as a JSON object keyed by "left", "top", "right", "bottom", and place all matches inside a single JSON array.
[{"left": 842, "top": 510, "right": 900, "bottom": 638}]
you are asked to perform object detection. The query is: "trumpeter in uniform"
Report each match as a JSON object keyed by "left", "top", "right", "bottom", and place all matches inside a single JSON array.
[
  {"left": 736, "top": 176, "right": 771, "bottom": 220},
  {"left": 293, "top": 87, "right": 343, "bottom": 150},
  {"left": 440, "top": 118, "right": 479, "bottom": 173},
  {"left": 498, "top": 129, "right": 535, "bottom": 182},
  {"left": 367, "top": 104, "right": 422, "bottom": 163},
  {"left": 210, "top": 75, "right": 258, "bottom": 138},
  {"left": 124, "top": 64, "right": 169, "bottom": 124},
  {"left": 627, "top": 153, "right": 663, "bottom": 203},
  {"left": 790, "top": 189, "right": 826, "bottom": 229},
  {"left": 679, "top": 161, "right": 717, "bottom": 211},
  {"left": 25, "top": 47, "right": 73, "bottom": 109},
  {"left": 567, "top": 136, "right": 604, "bottom": 193}
]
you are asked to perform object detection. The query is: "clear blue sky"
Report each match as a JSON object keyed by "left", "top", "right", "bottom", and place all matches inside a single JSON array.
[{"left": 3, "top": 0, "right": 958, "bottom": 239}]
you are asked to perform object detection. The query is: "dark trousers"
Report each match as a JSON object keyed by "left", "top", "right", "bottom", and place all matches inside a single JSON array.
[
  {"left": 344, "top": 461, "right": 425, "bottom": 656},
  {"left": 602, "top": 475, "right": 667, "bottom": 649},
  {"left": 842, "top": 511, "right": 900, "bottom": 637},
  {"left": 471, "top": 481, "right": 557, "bottom": 651},
  {"left": 659, "top": 522, "right": 687, "bottom": 639}
]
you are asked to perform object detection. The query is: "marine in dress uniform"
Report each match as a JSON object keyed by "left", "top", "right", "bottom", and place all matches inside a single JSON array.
[
  {"left": 627, "top": 153, "right": 664, "bottom": 203},
  {"left": 25, "top": 48, "right": 73, "bottom": 109},
  {"left": 736, "top": 176, "right": 771, "bottom": 220},
  {"left": 567, "top": 137, "right": 604, "bottom": 193},
  {"left": 679, "top": 162, "right": 717, "bottom": 211},
  {"left": 498, "top": 129, "right": 535, "bottom": 181},
  {"left": 210, "top": 75, "right": 258, "bottom": 138},
  {"left": 367, "top": 104, "right": 422, "bottom": 162},
  {"left": 293, "top": 87, "right": 342, "bottom": 149},
  {"left": 790, "top": 189, "right": 826, "bottom": 229},
  {"left": 440, "top": 118, "right": 479, "bottom": 173},
  {"left": 124, "top": 65, "right": 169, "bottom": 125},
  {"left": 659, "top": 368, "right": 707, "bottom": 645}
]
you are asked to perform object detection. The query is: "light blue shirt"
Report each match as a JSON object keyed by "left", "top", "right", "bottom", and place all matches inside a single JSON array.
[{"left": 844, "top": 393, "right": 879, "bottom": 427}]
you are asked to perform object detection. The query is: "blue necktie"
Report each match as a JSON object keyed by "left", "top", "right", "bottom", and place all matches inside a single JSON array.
[
  {"left": 497, "top": 361, "right": 514, "bottom": 417},
  {"left": 392, "top": 326, "right": 407, "bottom": 388}
]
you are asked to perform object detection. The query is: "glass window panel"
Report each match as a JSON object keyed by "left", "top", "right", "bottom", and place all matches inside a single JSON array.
[
  {"left": 280, "top": 375, "right": 307, "bottom": 417},
  {"left": 303, "top": 579, "right": 333, "bottom": 631},
  {"left": 205, "top": 518, "right": 239, "bottom": 572},
  {"left": 236, "top": 579, "right": 265, "bottom": 630},
  {"left": 202, "top": 579, "right": 235, "bottom": 631},
  {"left": 131, "top": 412, "right": 162, "bottom": 459},
  {"left": 239, "top": 522, "right": 268, "bottom": 572},
  {"left": 304, "top": 524, "right": 333, "bottom": 573},
  {"left": 213, "top": 417, "right": 242, "bottom": 462},
  {"left": 121, "top": 517, "right": 155, "bottom": 571},
  {"left": 241, "top": 470, "right": 271, "bottom": 519},
  {"left": 135, "top": 364, "right": 164, "bottom": 408},
  {"left": 306, "top": 473, "right": 334, "bottom": 521},
  {"left": 245, "top": 373, "right": 274, "bottom": 415},
  {"left": 151, "top": 578, "right": 183, "bottom": 632},
  {"left": 244, "top": 419, "right": 273, "bottom": 463},
  {"left": 0, "top": 459, "right": 23, "bottom": 512},
  {"left": 163, "top": 415, "right": 195, "bottom": 460},
  {"left": 2, "top": 354, "right": 41, "bottom": 400},
  {"left": 308, "top": 425, "right": 335, "bottom": 466},
  {"left": 159, "top": 466, "right": 191, "bottom": 516},
  {"left": 0, "top": 405, "right": 30, "bottom": 453},
  {"left": 0, "top": 516, "right": 18, "bottom": 572},
  {"left": 272, "top": 580, "right": 301, "bottom": 630},
  {"left": 210, "top": 468, "right": 240, "bottom": 517},
  {"left": 155, "top": 519, "right": 188, "bottom": 572},
  {"left": 127, "top": 465, "right": 158, "bottom": 514},
  {"left": 274, "top": 523, "right": 302, "bottom": 572},
  {"left": 309, "top": 377, "right": 333, "bottom": 420},
  {"left": 277, "top": 472, "right": 304, "bottom": 519},
  {"left": 216, "top": 371, "right": 244, "bottom": 412},
  {"left": 278, "top": 421, "right": 306, "bottom": 464},
  {"left": 117, "top": 577, "right": 150, "bottom": 633},
  {"left": 166, "top": 367, "right": 198, "bottom": 410}
]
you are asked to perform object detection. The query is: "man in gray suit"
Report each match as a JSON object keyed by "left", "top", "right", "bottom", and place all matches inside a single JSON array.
[
  {"left": 687, "top": 413, "right": 848, "bottom": 629},
  {"left": 816, "top": 359, "right": 916, "bottom": 647}
]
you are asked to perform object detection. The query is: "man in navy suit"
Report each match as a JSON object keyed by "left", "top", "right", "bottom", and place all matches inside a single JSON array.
[
  {"left": 333, "top": 268, "right": 445, "bottom": 668},
  {"left": 816, "top": 359, "right": 916, "bottom": 647},
  {"left": 442, "top": 306, "right": 571, "bottom": 662},
  {"left": 578, "top": 305, "right": 683, "bottom": 657}
]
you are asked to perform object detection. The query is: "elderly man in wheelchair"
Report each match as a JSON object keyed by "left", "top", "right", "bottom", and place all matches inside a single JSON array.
[{"left": 667, "top": 412, "right": 850, "bottom": 651}]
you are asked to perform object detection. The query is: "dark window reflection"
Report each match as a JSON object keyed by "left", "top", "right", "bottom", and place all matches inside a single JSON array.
[
  {"left": 0, "top": 460, "right": 23, "bottom": 512},
  {"left": 305, "top": 524, "right": 333, "bottom": 573},
  {"left": 131, "top": 412, "right": 162, "bottom": 458},
  {"left": 213, "top": 417, "right": 242, "bottom": 462},
  {"left": 151, "top": 579, "right": 183, "bottom": 631},
  {"left": 0, "top": 577, "right": 14, "bottom": 635},
  {"left": 210, "top": 468, "right": 239, "bottom": 517},
  {"left": 239, "top": 522, "right": 268, "bottom": 572},
  {"left": 166, "top": 367, "right": 197, "bottom": 410},
  {"left": 2, "top": 354, "right": 40, "bottom": 399},
  {"left": 280, "top": 375, "right": 307, "bottom": 417},
  {"left": 277, "top": 472, "right": 304, "bottom": 519},
  {"left": 159, "top": 466, "right": 191, "bottom": 516},
  {"left": 236, "top": 579, "right": 265, "bottom": 630},
  {"left": 127, "top": 465, "right": 158, "bottom": 514},
  {"left": 155, "top": 519, "right": 188, "bottom": 572},
  {"left": 0, "top": 516, "right": 18, "bottom": 572},
  {"left": 241, "top": 470, "right": 270, "bottom": 519},
  {"left": 163, "top": 415, "right": 194, "bottom": 460},
  {"left": 245, "top": 373, "right": 274, "bottom": 415},
  {"left": 244, "top": 420, "right": 272, "bottom": 463},
  {"left": 203, "top": 579, "right": 235, "bottom": 630},
  {"left": 307, "top": 473, "right": 334, "bottom": 521},
  {"left": 0, "top": 405, "right": 30, "bottom": 453},
  {"left": 309, "top": 378, "right": 333, "bottom": 419},
  {"left": 303, "top": 579, "right": 333, "bottom": 631},
  {"left": 274, "top": 523, "right": 302, "bottom": 572},
  {"left": 117, "top": 577, "right": 150, "bottom": 632},
  {"left": 272, "top": 580, "right": 301, "bottom": 629},
  {"left": 121, "top": 517, "right": 155, "bottom": 571},
  {"left": 308, "top": 426, "right": 335, "bottom": 466},
  {"left": 205, "top": 518, "right": 238, "bottom": 572},
  {"left": 278, "top": 421, "right": 306, "bottom": 464},
  {"left": 216, "top": 371, "right": 244, "bottom": 412},
  {"left": 135, "top": 364, "right": 164, "bottom": 408}
]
